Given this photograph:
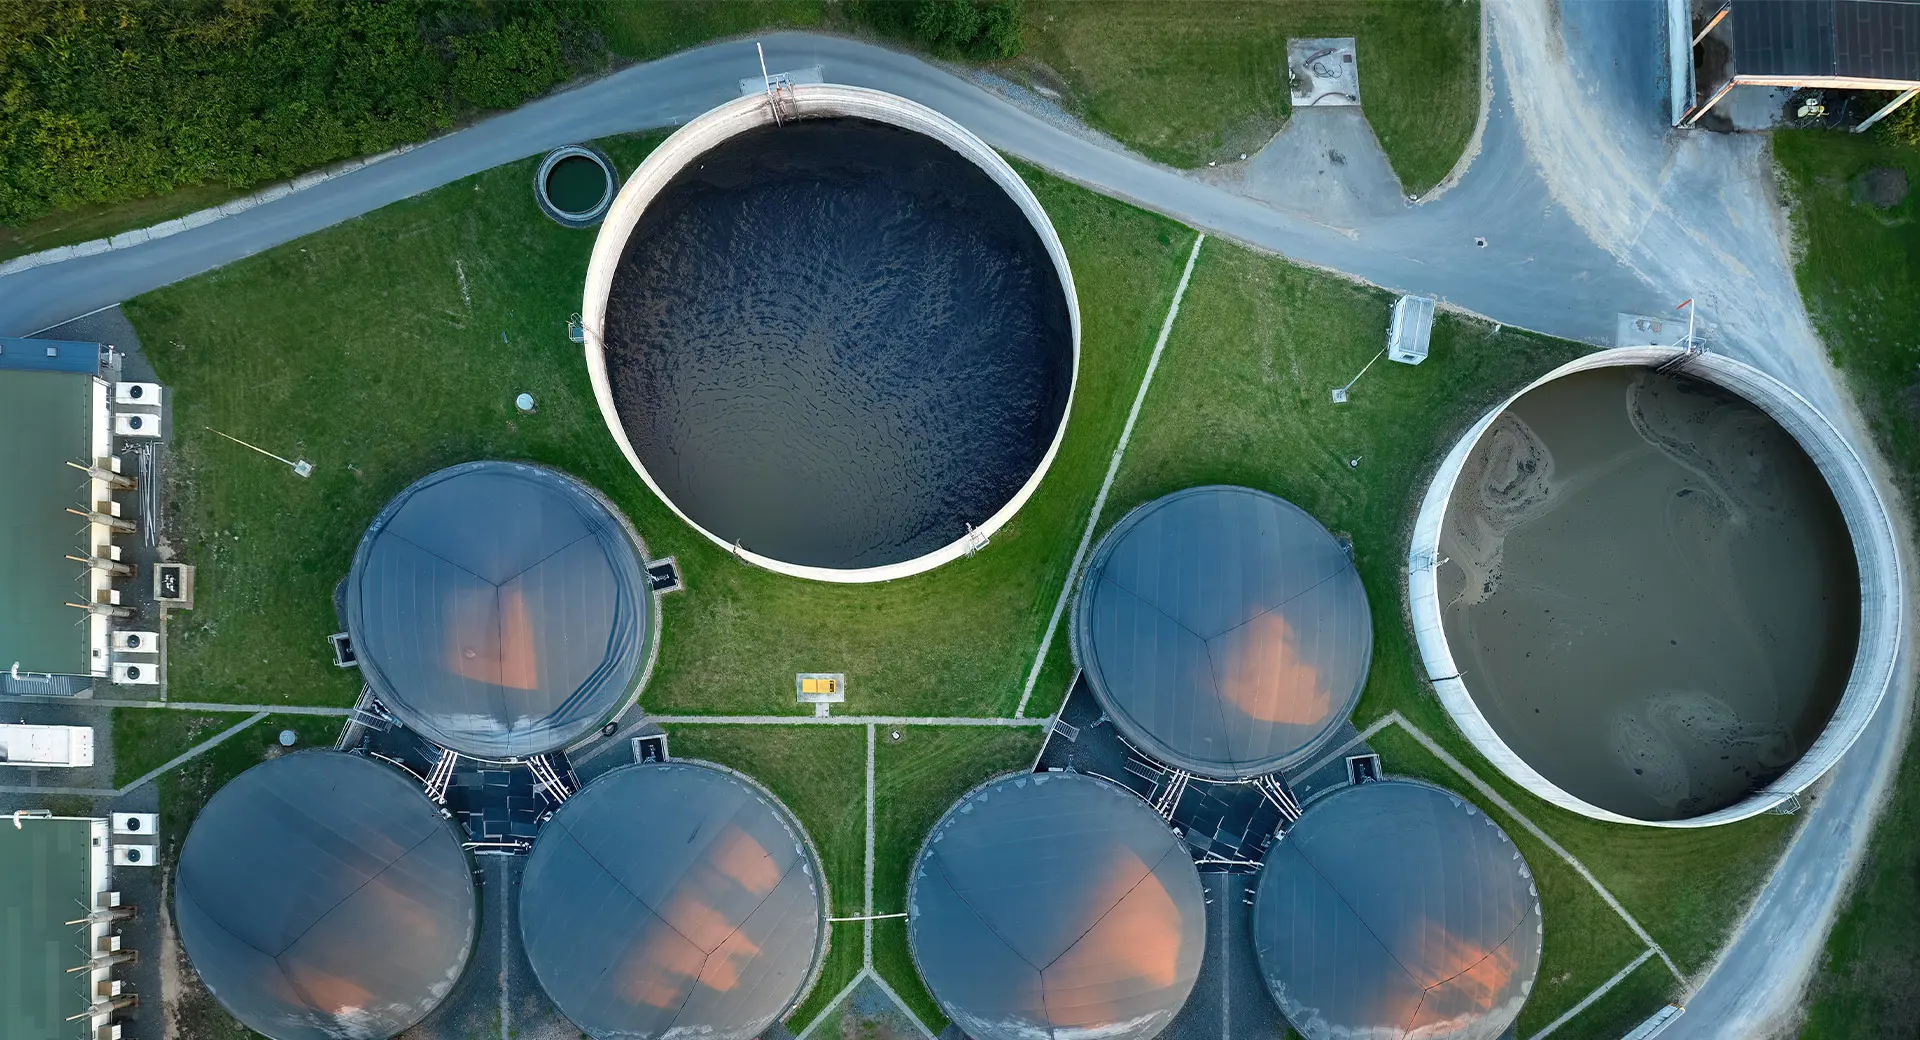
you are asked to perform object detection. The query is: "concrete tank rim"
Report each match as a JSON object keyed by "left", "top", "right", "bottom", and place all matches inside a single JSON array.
[
  {"left": 580, "top": 83, "right": 1082, "bottom": 584},
  {"left": 1406, "top": 347, "right": 1904, "bottom": 828}
]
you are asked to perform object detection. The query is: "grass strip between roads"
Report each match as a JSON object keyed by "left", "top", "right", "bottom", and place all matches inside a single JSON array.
[{"left": 1777, "top": 128, "right": 1920, "bottom": 1040}]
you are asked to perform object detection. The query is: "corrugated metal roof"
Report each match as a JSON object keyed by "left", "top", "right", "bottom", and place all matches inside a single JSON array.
[
  {"left": 0, "top": 339, "right": 103, "bottom": 375},
  {"left": 1252, "top": 781, "right": 1543, "bottom": 1040},
  {"left": 0, "top": 371, "right": 95, "bottom": 676},
  {"left": 174, "top": 752, "right": 478, "bottom": 1040},
  {"left": 1733, "top": 0, "right": 1920, "bottom": 79},
  {"left": 345, "top": 461, "right": 651, "bottom": 760},
  {"left": 908, "top": 773, "right": 1205, "bottom": 1040},
  {"left": 519, "top": 763, "right": 825, "bottom": 1040},
  {"left": 1072, "top": 487, "right": 1372, "bottom": 779},
  {"left": 0, "top": 818, "right": 95, "bottom": 1040}
]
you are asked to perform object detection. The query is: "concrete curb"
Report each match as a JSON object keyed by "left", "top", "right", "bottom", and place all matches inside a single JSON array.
[
  {"left": 0, "top": 142, "right": 422, "bottom": 279},
  {"left": 1405, "top": 347, "right": 1905, "bottom": 829}
]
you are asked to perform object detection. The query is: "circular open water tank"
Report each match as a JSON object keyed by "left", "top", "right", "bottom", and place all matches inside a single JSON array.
[
  {"left": 1408, "top": 348, "right": 1903, "bottom": 827},
  {"left": 582, "top": 85, "right": 1079, "bottom": 582}
]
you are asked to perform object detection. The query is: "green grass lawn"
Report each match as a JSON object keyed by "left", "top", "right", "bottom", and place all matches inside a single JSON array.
[
  {"left": 661, "top": 724, "right": 868, "bottom": 1027},
  {"left": 1774, "top": 129, "right": 1920, "bottom": 1039},
  {"left": 871, "top": 726, "right": 1045, "bottom": 1029},
  {"left": 127, "top": 138, "right": 1192, "bottom": 713},
  {"left": 1020, "top": 0, "right": 1481, "bottom": 192}
]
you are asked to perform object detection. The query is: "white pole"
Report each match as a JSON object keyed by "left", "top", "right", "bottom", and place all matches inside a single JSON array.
[{"left": 757, "top": 42, "right": 772, "bottom": 93}]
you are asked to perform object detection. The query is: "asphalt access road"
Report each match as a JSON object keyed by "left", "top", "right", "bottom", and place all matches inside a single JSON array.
[{"left": 2, "top": 5, "right": 1908, "bottom": 1036}]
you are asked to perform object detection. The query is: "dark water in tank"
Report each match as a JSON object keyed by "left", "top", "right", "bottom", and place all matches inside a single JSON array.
[
  {"left": 546, "top": 155, "right": 607, "bottom": 213},
  {"left": 1437, "top": 367, "right": 1860, "bottom": 821},
  {"left": 602, "top": 117, "right": 1073, "bottom": 570}
]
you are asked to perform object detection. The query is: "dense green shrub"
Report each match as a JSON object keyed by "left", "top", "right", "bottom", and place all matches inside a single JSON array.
[
  {"left": 851, "top": 0, "right": 1024, "bottom": 60},
  {"left": 451, "top": 14, "right": 568, "bottom": 110},
  {"left": 0, "top": 0, "right": 583, "bottom": 226}
]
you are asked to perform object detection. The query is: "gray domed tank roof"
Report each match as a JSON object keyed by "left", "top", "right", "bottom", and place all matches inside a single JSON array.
[
  {"left": 174, "top": 751, "right": 477, "bottom": 1040},
  {"left": 908, "top": 772, "right": 1205, "bottom": 1040},
  {"left": 345, "top": 460, "right": 651, "bottom": 759},
  {"left": 519, "top": 762, "right": 826, "bottom": 1040},
  {"left": 1073, "top": 485, "right": 1372, "bottom": 779},
  {"left": 1253, "top": 780, "right": 1543, "bottom": 1040}
]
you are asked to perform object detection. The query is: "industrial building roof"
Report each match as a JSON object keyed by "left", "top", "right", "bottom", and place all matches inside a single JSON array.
[
  {"left": 519, "top": 762, "right": 826, "bottom": 1040},
  {"left": 0, "top": 817, "right": 96, "bottom": 1040},
  {"left": 1732, "top": 0, "right": 1920, "bottom": 81},
  {"left": 174, "top": 752, "right": 477, "bottom": 1040},
  {"left": 1253, "top": 781, "right": 1542, "bottom": 1040},
  {"left": 1072, "top": 486, "right": 1372, "bottom": 779},
  {"left": 0, "top": 369, "right": 97, "bottom": 676},
  {"left": 345, "top": 461, "right": 651, "bottom": 760},
  {"left": 909, "top": 773, "right": 1206, "bottom": 1040}
]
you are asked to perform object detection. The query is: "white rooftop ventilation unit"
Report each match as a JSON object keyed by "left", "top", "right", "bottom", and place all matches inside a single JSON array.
[
  {"left": 113, "top": 382, "right": 162, "bottom": 407},
  {"left": 112, "top": 845, "right": 156, "bottom": 867},
  {"left": 111, "top": 662, "right": 158, "bottom": 685},
  {"left": 113, "top": 412, "right": 161, "bottom": 438},
  {"left": 112, "top": 813, "right": 157, "bottom": 837},
  {"left": 111, "top": 631, "right": 157, "bottom": 654}
]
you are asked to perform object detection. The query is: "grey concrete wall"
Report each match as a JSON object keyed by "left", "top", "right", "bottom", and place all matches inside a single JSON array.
[
  {"left": 1407, "top": 347, "right": 1904, "bottom": 828},
  {"left": 581, "top": 84, "right": 1082, "bottom": 583}
]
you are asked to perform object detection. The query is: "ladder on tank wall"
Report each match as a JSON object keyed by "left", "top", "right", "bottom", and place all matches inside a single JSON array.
[
  {"left": 1254, "top": 774, "right": 1304, "bottom": 825},
  {"left": 757, "top": 43, "right": 798, "bottom": 126},
  {"left": 423, "top": 748, "right": 458, "bottom": 805},
  {"left": 528, "top": 754, "right": 573, "bottom": 804}
]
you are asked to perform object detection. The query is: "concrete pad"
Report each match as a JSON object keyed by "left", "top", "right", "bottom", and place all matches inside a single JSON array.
[
  {"left": 1289, "top": 38, "right": 1359, "bottom": 108},
  {"left": 1725, "top": 85, "right": 1794, "bottom": 131},
  {"left": 215, "top": 198, "right": 257, "bottom": 217},
  {"left": 108, "top": 229, "right": 151, "bottom": 249},
  {"left": 69, "top": 239, "right": 110, "bottom": 258},
  {"left": 290, "top": 170, "right": 329, "bottom": 191},
  {"left": 177, "top": 208, "right": 221, "bottom": 230},
  {"left": 252, "top": 183, "right": 293, "bottom": 204},
  {"left": 1228, "top": 108, "right": 1406, "bottom": 222}
]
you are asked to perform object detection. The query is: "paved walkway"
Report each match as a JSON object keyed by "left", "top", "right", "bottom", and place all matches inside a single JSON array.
[{"left": 1, "top": 5, "right": 1906, "bottom": 1033}]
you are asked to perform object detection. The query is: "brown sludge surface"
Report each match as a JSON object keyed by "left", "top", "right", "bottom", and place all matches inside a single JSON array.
[{"left": 1439, "top": 367, "right": 1859, "bottom": 821}]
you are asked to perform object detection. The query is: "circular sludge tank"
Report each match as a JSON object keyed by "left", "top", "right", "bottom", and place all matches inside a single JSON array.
[
  {"left": 1409, "top": 349, "right": 1903, "bottom": 826},
  {"left": 175, "top": 751, "right": 477, "bottom": 1040},
  {"left": 1072, "top": 486, "right": 1373, "bottom": 779},
  {"left": 519, "top": 762, "right": 827, "bottom": 1040},
  {"left": 1253, "top": 780, "right": 1542, "bottom": 1040},
  {"left": 344, "top": 461, "right": 653, "bottom": 760},
  {"left": 582, "top": 85, "right": 1079, "bottom": 582},
  {"left": 908, "top": 772, "right": 1205, "bottom": 1040}
]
